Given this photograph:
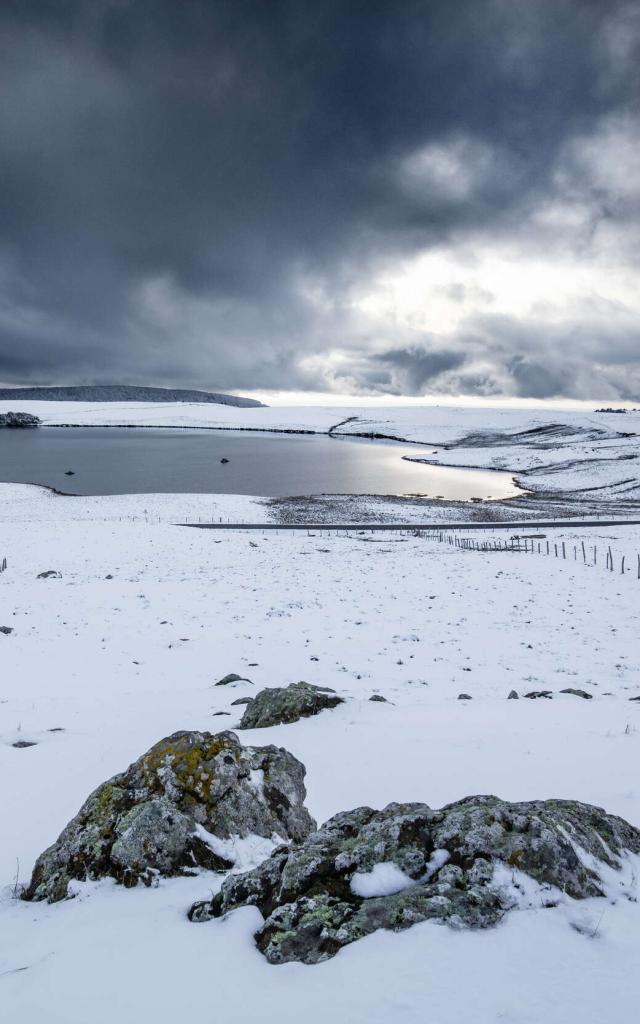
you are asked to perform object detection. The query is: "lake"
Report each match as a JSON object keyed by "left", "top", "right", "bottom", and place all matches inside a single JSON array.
[{"left": 0, "top": 427, "right": 521, "bottom": 500}]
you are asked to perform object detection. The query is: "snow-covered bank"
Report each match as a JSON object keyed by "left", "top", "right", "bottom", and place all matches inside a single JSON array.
[
  {"left": 1, "top": 485, "right": 640, "bottom": 1021},
  {"left": 0, "top": 482, "right": 269, "bottom": 525}
]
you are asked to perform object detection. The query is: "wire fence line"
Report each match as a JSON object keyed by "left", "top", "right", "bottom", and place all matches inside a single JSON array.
[
  {"left": 413, "top": 528, "right": 640, "bottom": 579},
  {"left": 181, "top": 520, "right": 640, "bottom": 581},
  {"left": 177, "top": 517, "right": 640, "bottom": 580},
  {"left": 1, "top": 519, "right": 636, "bottom": 580}
]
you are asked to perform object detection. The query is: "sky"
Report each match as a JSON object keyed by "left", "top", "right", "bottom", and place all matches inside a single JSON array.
[{"left": 0, "top": 0, "right": 639, "bottom": 404}]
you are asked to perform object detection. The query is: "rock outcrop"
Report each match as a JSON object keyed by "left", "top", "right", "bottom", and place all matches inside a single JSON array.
[
  {"left": 0, "top": 411, "right": 40, "bottom": 428},
  {"left": 24, "top": 730, "right": 315, "bottom": 903},
  {"left": 239, "top": 682, "right": 344, "bottom": 729},
  {"left": 189, "top": 795, "right": 640, "bottom": 964}
]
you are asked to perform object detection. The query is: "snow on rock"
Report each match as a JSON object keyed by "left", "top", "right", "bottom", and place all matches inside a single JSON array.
[
  {"left": 189, "top": 796, "right": 640, "bottom": 964},
  {"left": 193, "top": 826, "right": 281, "bottom": 873},
  {"left": 23, "top": 730, "right": 315, "bottom": 902},
  {"left": 350, "top": 861, "right": 416, "bottom": 898}
]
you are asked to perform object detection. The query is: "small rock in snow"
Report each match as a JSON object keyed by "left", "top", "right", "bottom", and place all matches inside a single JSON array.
[
  {"left": 239, "top": 681, "right": 344, "bottom": 729},
  {"left": 216, "top": 673, "right": 252, "bottom": 686},
  {"left": 507, "top": 690, "right": 519, "bottom": 699},
  {"left": 458, "top": 693, "right": 472, "bottom": 700}
]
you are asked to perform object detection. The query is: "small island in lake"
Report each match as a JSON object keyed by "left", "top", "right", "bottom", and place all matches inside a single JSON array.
[{"left": 0, "top": 411, "right": 41, "bottom": 428}]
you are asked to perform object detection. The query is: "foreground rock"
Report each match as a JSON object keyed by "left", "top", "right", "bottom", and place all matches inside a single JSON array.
[
  {"left": 189, "top": 796, "right": 640, "bottom": 964},
  {"left": 24, "top": 730, "right": 315, "bottom": 903},
  {"left": 0, "top": 411, "right": 40, "bottom": 428},
  {"left": 239, "top": 682, "right": 344, "bottom": 729}
]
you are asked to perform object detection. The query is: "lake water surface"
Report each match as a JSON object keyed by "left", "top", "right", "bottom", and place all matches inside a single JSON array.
[{"left": 0, "top": 428, "right": 521, "bottom": 500}]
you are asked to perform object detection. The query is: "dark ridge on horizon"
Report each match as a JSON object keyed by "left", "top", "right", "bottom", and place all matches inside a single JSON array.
[{"left": 0, "top": 385, "right": 265, "bottom": 408}]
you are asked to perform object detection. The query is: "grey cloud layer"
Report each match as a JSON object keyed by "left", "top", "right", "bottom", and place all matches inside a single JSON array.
[{"left": 0, "top": 1, "right": 638, "bottom": 397}]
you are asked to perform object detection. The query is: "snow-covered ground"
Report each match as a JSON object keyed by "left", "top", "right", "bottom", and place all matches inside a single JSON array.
[
  {"left": 2, "top": 398, "right": 637, "bottom": 444},
  {"left": 1, "top": 483, "right": 640, "bottom": 1022}
]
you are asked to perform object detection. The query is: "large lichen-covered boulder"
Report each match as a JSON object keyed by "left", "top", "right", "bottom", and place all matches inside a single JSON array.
[
  {"left": 189, "top": 795, "right": 640, "bottom": 964},
  {"left": 239, "top": 681, "right": 344, "bottom": 729},
  {"left": 24, "top": 730, "right": 315, "bottom": 903}
]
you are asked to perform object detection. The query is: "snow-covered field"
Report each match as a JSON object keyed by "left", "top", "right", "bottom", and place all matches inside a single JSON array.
[{"left": 1, "top": 480, "right": 640, "bottom": 1022}]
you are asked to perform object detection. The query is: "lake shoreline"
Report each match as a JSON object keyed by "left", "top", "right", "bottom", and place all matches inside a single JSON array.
[{"left": 0, "top": 426, "right": 522, "bottom": 501}]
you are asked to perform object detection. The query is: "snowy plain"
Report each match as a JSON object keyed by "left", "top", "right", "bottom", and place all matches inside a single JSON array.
[{"left": 1, "top": 403, "right": 640, "bottom": 1022}]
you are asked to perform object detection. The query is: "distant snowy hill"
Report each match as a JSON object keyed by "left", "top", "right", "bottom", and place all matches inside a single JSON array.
[{"left": 0, "top": 385, "right": 265, "bottom": 407}]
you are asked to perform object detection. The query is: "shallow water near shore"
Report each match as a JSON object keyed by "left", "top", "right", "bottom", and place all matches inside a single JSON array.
[{"left": 0, "top": 427, "right": 521, "bottom": 499}]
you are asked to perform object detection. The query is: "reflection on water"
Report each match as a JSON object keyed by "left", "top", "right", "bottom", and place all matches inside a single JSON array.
[{"left": 0, "top": 428, "right": 521, "bottom": 500}]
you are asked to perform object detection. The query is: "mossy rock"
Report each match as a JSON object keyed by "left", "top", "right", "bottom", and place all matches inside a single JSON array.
[
  {"left": 189, "top": 795, "right": 640, "bottom": 964},
  {"left": 24, "top": 730, "right": 315, "bottom": 903},
  {"left": 239, "top": 682, "right": 344, "bottom": 729}
]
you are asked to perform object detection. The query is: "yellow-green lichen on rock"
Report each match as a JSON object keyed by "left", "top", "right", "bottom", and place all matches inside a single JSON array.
[
  {"left": 189, "top": 795, "right": 640, "bottom": 965},
  {"left": 23, "top": 730, "right": 315, "bottom": 903}
]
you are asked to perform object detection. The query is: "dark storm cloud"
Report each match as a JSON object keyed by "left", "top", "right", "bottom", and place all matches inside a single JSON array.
[
  {"left": 375, "top": 347, "right": 466, "bottom": 394},
  {"left": 0, "top": 0, "right": 638, "bottom": 395}
]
